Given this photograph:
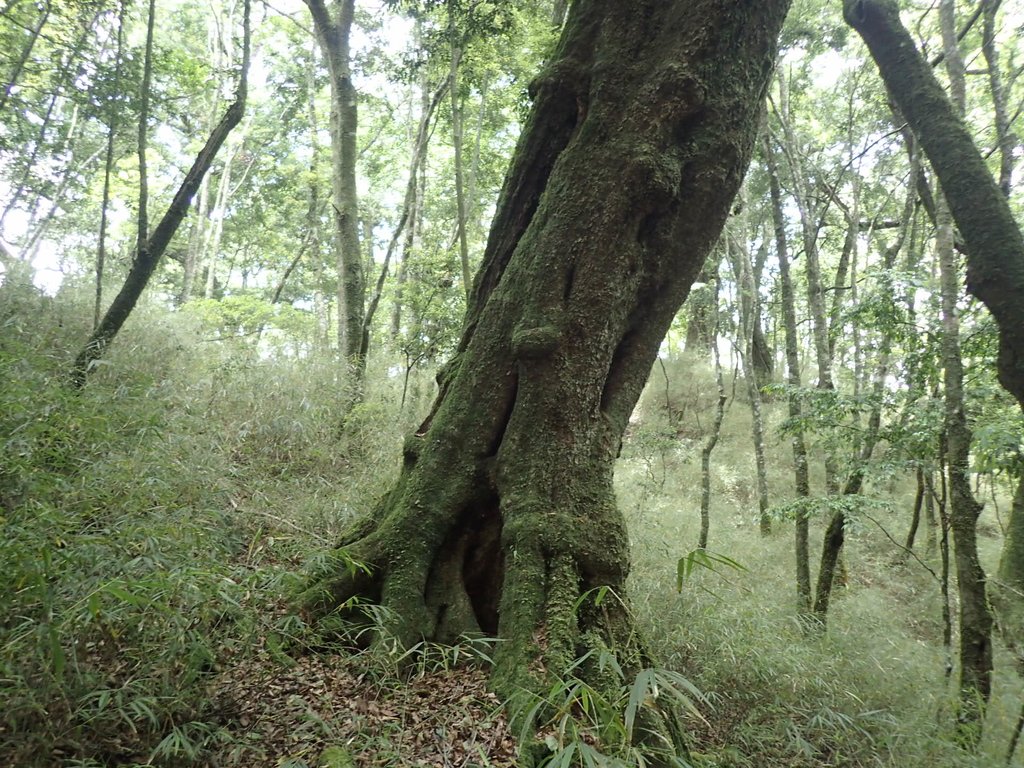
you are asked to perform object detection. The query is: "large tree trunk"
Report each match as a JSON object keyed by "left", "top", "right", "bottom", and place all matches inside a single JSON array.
[{"left": 300, "top": 0, "right": 791, "bottom": 760}]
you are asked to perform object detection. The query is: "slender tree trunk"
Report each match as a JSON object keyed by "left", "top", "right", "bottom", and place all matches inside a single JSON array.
[
  {"left": 729, "top": 228, "right": 770, "bottom": 536},
  {"left": 938, "top": 461, "right": 954, "bottom": 681},
  {"left": 363, "top": 82, "right": 445, "bottom": 350},
  {"left": 812, "top": 217, "right": 902, "bottom": 623},
  {"left": 698, "top": 277, "right": 726, "bottom": 550},
  {"left": 776, "top": 69, "right": 841, "bottom": 498},
  {"left": 981, "top": 0, "right": 1014, "bottom": 196},
  {"left": 95, "top": 1, "right": 126, "bottom": 327},
  {"left": 778, "top": 73, "right": 849, "bottom": 622},
  {"left": 925, "top": 470, "right": 938, "bottom": 556},
  {"left": 766, "top": 136, "right": 812, "bottom": 613},
  {"left": 181, "top": 174, "right": 212, "bottom": 303},
  {"left": 304, "top": 42, "right": 329, "bottom": 353},
  {"left": 904, "top": 467, "right": 925, "bottom": 554},
  {"left": 851, "top": 0, "right": 1002, "bottom": 739},
  {"left": 936, "top": 0, "right": 992, "bottom": 740},
  {"left": 828, "top": 177, "right": 859, "bottom": 363},
  {"left": 135, "top": 0, "right": 156, "bottom": 290},
  {"left": 305, "top": 0, "right": 364, "bottom": 382},
  {"left": 299, "top": 2, "right": 792, "bottom": 761},
  {"left": 72, "top": 0, "right": 250, "bottom": 385},
  {"left": 391, "top": 26, "right": 433, "bottom": 341},
  {"left": 448, "top": 1, "right": 471, "bottom": 298},
  {"left": 180, "top": 13, "right": 230, "bottom": 304},
  {"left": 937, "top": 183, "right": 992, "bottom": 738},
  {"left": 202, "top": 142, "right": 237, "bottom": 299},
  {"left": 465, "top": 79, "right": 488, "bottom": 238},
  {"left": 750, "top": 317, "right": 773, "bottom": 390},
  {"left": 847, "top": 8, "right": 1024, "bottom": 724}
]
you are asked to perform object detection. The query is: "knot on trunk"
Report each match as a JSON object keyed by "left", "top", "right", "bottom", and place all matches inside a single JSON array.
[
  {"left": 512, "top": 323, "right": 562, "bottom": 359},
  {"left": 640, "top": 65, "right": 704, "bottom": 135}
]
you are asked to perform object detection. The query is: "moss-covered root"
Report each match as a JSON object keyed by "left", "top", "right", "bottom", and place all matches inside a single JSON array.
[
  {"left": 492, "top": 549, "right": 687, "bottom": 767},
  {"left": 295, "top": 540, "right": 383, "bottom": 622}
]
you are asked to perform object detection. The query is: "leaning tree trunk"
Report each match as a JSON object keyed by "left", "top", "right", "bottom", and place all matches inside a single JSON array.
[
  {"left": 71, "top": 0, "right": 250, "bottom": 386},
  {"left": 299, "top": 0, "right": 792, "bottom": 761},
  {"left": 845, "top": 0, "right": 1024, "bottom": 744}
]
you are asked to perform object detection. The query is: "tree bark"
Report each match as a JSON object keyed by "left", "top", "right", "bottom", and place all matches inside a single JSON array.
[
  {"left": 71, "top": 0, "right": 250, "bottom": 386},
  {"left": 766, "top": 135, "right": 812, "bottom": 613},
  {"left": 846, "top": 0, "right": 1009, "bottom": 743},
  {"left": 305, "top": 0, "right": 365, "bottom": 382},
  {"left": 729, "top": 228, "right": 771, "bottom": 536},
  {"left": 300, "top": 1, "right": 791, "bottom": 759}
]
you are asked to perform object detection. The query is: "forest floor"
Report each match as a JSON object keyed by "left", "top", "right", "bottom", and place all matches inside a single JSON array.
[{"left": 208, "top": 645, "right": 517, "bottom": 767}]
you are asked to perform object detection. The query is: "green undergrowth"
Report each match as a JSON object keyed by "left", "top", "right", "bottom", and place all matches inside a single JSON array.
[
  {"left": 0, "top": 283, "right": 407, "bottom": 766},
  {"left": 3, "top": 283, "right": 1022, "bottom": 767},
  {"left": 621, "top": 357, "right": 1021, "bottom": 767}
]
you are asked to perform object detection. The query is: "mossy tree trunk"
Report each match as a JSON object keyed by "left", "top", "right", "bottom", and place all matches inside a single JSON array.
[
  {"left": 304, "top": 0, "right": 366, "bottom": 383},
  {"left": 301, "top": 0, "right": 791, "bottom": 759}
]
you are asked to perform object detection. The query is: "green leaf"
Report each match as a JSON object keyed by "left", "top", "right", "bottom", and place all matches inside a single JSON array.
[
  {"left": 676, "top": 548, "right": 747, "bottom": 591},
  {"left": 625, "top": 667, "right": 656, "bottom": 741},
  {"left": 48, "top": 624, "right": 65, "bottom": 679}
]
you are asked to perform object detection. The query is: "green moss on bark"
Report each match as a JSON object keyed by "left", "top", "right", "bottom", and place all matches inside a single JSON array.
[{"left": 297, "top": 1, "right": 793, "bottom": 762}]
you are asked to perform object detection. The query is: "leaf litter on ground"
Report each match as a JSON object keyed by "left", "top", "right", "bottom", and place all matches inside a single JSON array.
[{"left": 210, "top": 648, "right": 518, "bottom": 766}]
